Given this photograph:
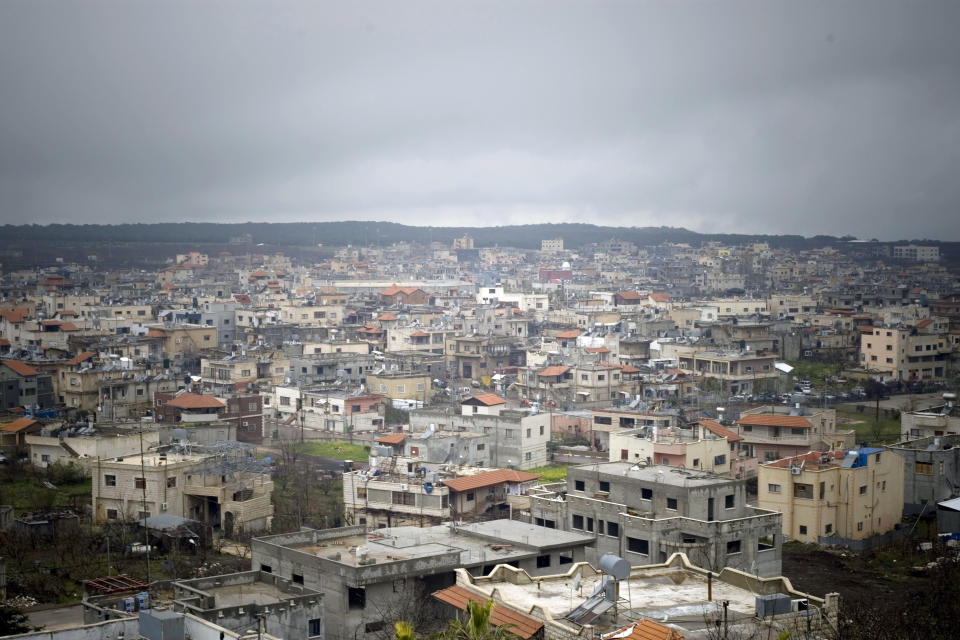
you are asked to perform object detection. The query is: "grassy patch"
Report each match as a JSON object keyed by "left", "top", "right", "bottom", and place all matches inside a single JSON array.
[
  {"left": 836, "top": 408, "right": 901, "bottom": 444},
  {"left": 0, "top": 476, "right": 91, "bottom": 512},
  {"left": 527, "top": 464, "right": 568, "bottom": 483},
  {"left": 296, "top": 441, "right": 369, "bottom": 460}
]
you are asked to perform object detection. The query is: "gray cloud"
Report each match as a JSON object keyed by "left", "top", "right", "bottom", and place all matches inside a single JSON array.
[{"left": 1, "top": 0, "right": 958, "bottom": 240}]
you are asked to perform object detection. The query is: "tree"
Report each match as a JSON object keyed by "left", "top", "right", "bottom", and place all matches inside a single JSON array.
[
  {"left": 437, "top": 600, "right": 516, "bottom": 640},
  {"left": 0, "top": 604, "right": 32, "bottom": 636}
]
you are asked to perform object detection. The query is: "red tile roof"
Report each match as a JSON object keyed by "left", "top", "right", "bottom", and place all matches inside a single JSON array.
[
  {"left": 443, "top": 469, "right": 540, "bottom": 493},
  {"left": 3, "top": 360, "right": 39, "bottom": 376},
  {"left": 914, "top": 318, "right": 933, "bottom": 329},
  {"left": 165, "top": 393, "right": 225, "bottom": 410},
  {"left": 737, "top": 414, "right": 812, "bottom": 428},
  {"left": 585, "top": 347, "right": 610, "bottom": 353},
  {"left": 555, "top": 330, "right": 581, "bottom": 339},
  {"left": 380, "top": 285, "right": 422, "bottom": 296},
  {"left": 378, "top": 312, "right": 399, "bottom": 321},
  {"left": 0, "top": 308, "right": 30, "bottom": 323},
  {"left": 375, "top": 433, "right": 407, "bottom": 445},
  {"left": 1, "top": 418, "right": 41, "bottom": 434},
  {"left": 409, "top": 330, "right": 430, "bottom": 338},
  {"left": 649, "top": 293, "right": 671, "bottom": 302},
  {"left": 432, "top": 586, "right": 542, "bottom": 639},
  {"left": 538, "top": 365, "right": 570, "bottom": 377},
  {"left": 462, "top": 394, "right": 506, "bottom": 406},
  {"left": 146, "top": 329, "right": 167, "bottom": 338},
  {"left": 700, "top": 419, "right": 742, "bottom": 442},
  {"left": 66, "top": 351, "right": 96, "bottom": 366},
  {"left": 602, "top": 618, "right": 684, "bottom": 640},
  {"left": 59, "top": 322, "right": 79, "bottom": 331},
  {"left": 0, "top": 339, "right": 9, "bottom": 346},
  {"left": 616, "top": 291, "right": 645, "bottom": 300}
]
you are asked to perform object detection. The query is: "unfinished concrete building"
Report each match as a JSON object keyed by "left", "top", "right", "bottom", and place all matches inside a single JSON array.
[
  {"left": 529, "top": 462, "right": 783, "bottom": 577},
  {"left": 888, "top": 433, "right": 960, "bottom": 516},
  {"left": 172, "top": 570, "right": 324, "bottom": 640},
  {"left": 251, "top": 520, "right": 594, "bottom": 640}
]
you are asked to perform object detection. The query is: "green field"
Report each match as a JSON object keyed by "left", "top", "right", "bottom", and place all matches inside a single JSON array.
[
  {"left": 836, "top": 407, "right": 902, "bottom": 444},
  {"left": 295, "top": 441, "right": 370, "bottom": 460},
  {"left": 527, "top": 464, "right": 568, "bottom": 483},
  {"left": 0, "top": 476, "right": 91, "bottom": 512}
]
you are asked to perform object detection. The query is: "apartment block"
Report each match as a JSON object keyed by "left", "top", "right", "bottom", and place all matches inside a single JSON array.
[{"left": 758, "top": 448, "right": 904, "bottom": 546}]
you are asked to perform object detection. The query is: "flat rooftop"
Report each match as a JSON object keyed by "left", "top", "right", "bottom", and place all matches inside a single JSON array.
[
  {"left": 574, "top": 462, "right": 735, "bottom": 488},
  {"left": 292, "top": 520, "right": 593, "bottom": 568},
  {"left": 205, "top": 580, "right": 289, "bottom": 608}
]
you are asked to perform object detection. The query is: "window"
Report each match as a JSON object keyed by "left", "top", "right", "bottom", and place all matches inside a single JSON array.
[
  {"left": 364, "top": 622, "right": 384, "bottom": 633},
  {"left": 526, "top": 428, "right": 532, "bottom": 438},
  {"left": 641, "top": 488, "right": 652, "bottom": 500},
  {"left": 105, "top": 475, "right": 117, "bottom": 487},
  {"left": 607, "top": 522, "right": 619, "bottom": 537},
  {"left": 857, "top": 522, "right": 863, "bottom": 531},
  {"left": 525, "top": 452, "right": 532, "bottom": 461},
  {"left": 540, "top": 425, "right": 544, "bottom": 436},
  {"left": 692, "top": 458, "right": 700, "bottom": 468},
  {"left": 572, "top": 515, "right": 584, "bottom": 530},
  {"left": 134, "top": 477, "right": 146, "bottom": 489},
  {"left": 726, "top": 540, "right": 741, "bottom": 554},
  {"left": 466, "top": 492, "right": 475, "bottom": 501},
  {"left": 599, "top": 481, "right": 610, "bottom": 492},
  {"left": 397, "top": 385, "right": 405, "bottom": 394},
  {"left": 586, "top": 517, "right": 594, "bottom": 532},
  {"left": 799, "top": 525, "right": 807, "bottom": 535},
  {"left": 758, "top": 535, "right": 775, "bottom": 551},
  {"left": 714, "top": 455, "right": 726, "bottom": 466},
  {"left": 768, "top": 483, "right": 781, "bottom": 493},
  {"left": 477, "top": 443, "right": 485, "bottom": 451},
  {"left": 666, "top": 497, "right": 678, "bottom": 510},
  {"left": 348, "top": 587, "right": 366, "bottom": 609},
  {"left": 106, "top": 509, "right": 118, "bottom": 520},
  {"left": 825, "top": 524, "right": 832, "bottom": 534},
  {"left": 536, "top": 554, "right": 551, "bottom": 568},
  {"left": 167, "top": 477, "right": 176, "bottom": 488},
  {"left": 308, "top": 619, "right": 322, "bottom": 637},
  {"left": 575, "top": 480, "right": 585, "bottom": 491},
  {"left": 725, "top": 494, "right": 734, "bottom": 509},
  {"left": 859, "top": 485, "right": 867, "bottom": 495},
  {"left": 260, "top": 564, "right": 272, "bottom": 573},
  {"left": 292, "top": 573, "right": 304, "bottom": 584},
  {"left": 559, "top": 554, "right": 573, "bottom": 565},
  {"left": 627, "top": 537, "right": 649, "bottom": 555}
]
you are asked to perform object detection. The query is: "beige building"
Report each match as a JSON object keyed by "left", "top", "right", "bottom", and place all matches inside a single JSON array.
[
  {"left": 608, "top": 422, "right": 736, "bottom": 475},
  {"left": 859, "top": 324, "right": 950, "bottom": 382},
  {"left": 93, "top": 447, "right": 274, "bottom": 537},
  {"left": 145, "top": 324, "right": 218, "bottom": 357},
  {"left": 367, "top": 370, "right": 432, "bottom": 405},
  {"left": 758, "top": 448, "right": 904, "bottom": 545}
]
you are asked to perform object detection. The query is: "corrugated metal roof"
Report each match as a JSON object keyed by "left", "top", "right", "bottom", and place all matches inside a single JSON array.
[{"left": 432, "top": 585, "right": 543, "bottom": 639}]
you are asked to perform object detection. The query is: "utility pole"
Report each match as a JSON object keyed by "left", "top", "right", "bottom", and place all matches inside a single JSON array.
[{"left": 139, "top": 414, "right": 151, "bottom": 584}]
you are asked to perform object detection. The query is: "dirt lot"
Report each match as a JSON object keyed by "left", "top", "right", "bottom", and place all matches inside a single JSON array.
[{"left": 781, "top": 537, "right": 940, "bottom": 608}]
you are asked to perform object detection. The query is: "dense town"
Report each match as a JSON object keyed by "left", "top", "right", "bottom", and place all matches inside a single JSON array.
[{"left": 0, "top": 232, "right": 958, "bottom": 640}]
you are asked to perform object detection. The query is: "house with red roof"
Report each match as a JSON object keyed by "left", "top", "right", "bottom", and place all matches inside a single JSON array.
[
  {"left": 461, "top": 393, "right": 506, "bottom": 416},
  {"left": 734, "top": 406, "right": 855, "bottom": 463},
  {"left": 0, "top": 360, "right": 54, "bottom": 410},
  {"left": 379, "top": 284, "right": 430, "bottom": 306},
  {"left": 155, "top": 391, "right": 226, "bottom": 423}
]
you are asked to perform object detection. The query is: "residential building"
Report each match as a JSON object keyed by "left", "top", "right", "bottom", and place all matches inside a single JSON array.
[
  {"left": 251, "top": 520, "right": 594, "bottom": 639},
  {"left": 172, "top": 571, "right": 324, "bottom": 640},
  {"left": 675, "top": 350, "right": 778, "bottom": 396},
  {"left": 92, "top": 444, "right": 274, "bottom": 537},
  {"left": 608, "top": 420, "right": 741, "bottom": 477},
  {"left": 757, "top": 448, "right": 904, "bottom": 546},
  {"left": 409, "top": 406, "right": 551, "bottom": 469},
  {"left": 858, "top": 323, "right": 950, "bottom": 382},
  {"left": 529, "top": 462, "right": 784, "bottom": 576},
  {"left": 367, "top": 369, "right": 432, "bottom": 407},
  {"left": 541, "top": 238, "right": 564, "bottom": 252},
  {"left": 888, "top": 433, "right": 960, "bottom": 516},
  {"left": 734, "top": 406, "right": 855, "bottom": 463},
  {"left": 0, "top": 359, "right": 54, "bottom": 410},
  {"left": 899, "top": 396, "right": 960, "bottom": 440},
  {"left": 892, "top": 244, "right": 939, "bottom": 262},
  {"left": 433, "top": 552, "right": 839, "bottom": 640}
]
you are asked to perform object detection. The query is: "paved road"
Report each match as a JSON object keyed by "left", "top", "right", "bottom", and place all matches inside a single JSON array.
[
  {"left": 27, "top": 604, "right": 85, "bottom": 631},
  {"left": 837, "top": 392, "right": 946, "bottom": 412}
]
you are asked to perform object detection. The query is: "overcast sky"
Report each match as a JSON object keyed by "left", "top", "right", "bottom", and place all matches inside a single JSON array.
[{"left": 1, "top": 1, "right": 958, "bottom": 240}]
